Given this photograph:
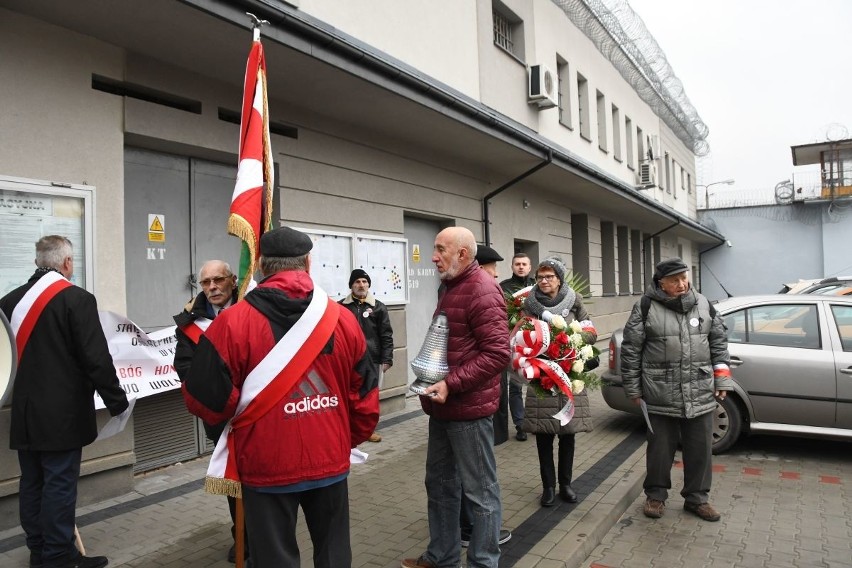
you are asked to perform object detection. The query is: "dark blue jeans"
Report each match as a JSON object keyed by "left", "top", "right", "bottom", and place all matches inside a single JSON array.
[
  {"left": 17, "top": 448, "right": 82, "bottom": 565},
  {"left": 423, "top": 416, "right": 501, "bottom": 568}
]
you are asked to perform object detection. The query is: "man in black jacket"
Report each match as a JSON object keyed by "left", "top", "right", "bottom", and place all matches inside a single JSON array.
[
  {"left": 172, "top": 259, "right": 243, "bottom": 563},
  {"left": 339, "top": 269, "right": 393, "bottom": 442},
  {"left": 0, "top": 235, "right": 128, "bottom": 568},
  {"left": 499, "top": 253, "right": 535, "bottom": 441}
]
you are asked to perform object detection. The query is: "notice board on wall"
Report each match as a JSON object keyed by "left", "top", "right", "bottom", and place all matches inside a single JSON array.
[
  {"left": 295, "top": 228, "right": 408, "bottom": 304},
  {"left": 0, "top": 177, "right": 94, "bottom": 296},
  {"left": 353, "top": 235, "right": 408, "bottom": 305},
  {"left": 298, "top": 229, "right": 353, "bottom": 300}
]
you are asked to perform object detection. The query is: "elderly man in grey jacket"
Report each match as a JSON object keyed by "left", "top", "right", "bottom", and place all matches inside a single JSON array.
[{"left": 621, "top": 258, "right": 732, "bottom": 522}]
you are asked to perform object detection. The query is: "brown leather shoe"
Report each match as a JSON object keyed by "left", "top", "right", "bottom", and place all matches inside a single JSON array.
[
  {"left": 683, "top": 501, "right": 721, "bottom": 522},
  {"left": 400, "top": 556, "right": 437, "bottom": 568},
  {"left": 643, "top": 498, "right": 665, "bottom": 518},
  {"left": 369, "top": 432, "right": 382, "bottom": 443}
]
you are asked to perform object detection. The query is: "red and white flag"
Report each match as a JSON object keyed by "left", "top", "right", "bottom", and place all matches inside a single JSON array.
[{"left": 228, "top": 32, "right": 274, "bottom": 298}]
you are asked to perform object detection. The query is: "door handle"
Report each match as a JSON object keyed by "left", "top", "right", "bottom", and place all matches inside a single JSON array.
[
  {"left": 729, "top": 356, "right": 743, "bottom": 368},
  {"left": 841, "top": 367, "right": 852, "bottom": 376}
]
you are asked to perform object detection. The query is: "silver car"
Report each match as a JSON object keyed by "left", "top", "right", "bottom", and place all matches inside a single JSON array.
[{"left": 601, "top": 294, "right": 852, "bottom": 453}]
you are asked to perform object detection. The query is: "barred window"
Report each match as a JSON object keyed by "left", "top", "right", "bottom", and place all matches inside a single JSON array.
[
  {"left": 492, "top": 2, "right": 523, "bottom": 59},
  {"left": 493, "top": 10, "right": 514, "bottom": 53}
]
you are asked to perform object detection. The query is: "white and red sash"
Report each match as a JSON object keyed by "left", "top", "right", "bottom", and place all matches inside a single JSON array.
[
  {"left": 180, "top": 317, "right": 212, "bottom": 345},
  {"left": 205, "top": 286, "right": 340, "bottom": 497},
  {"left": 10, "top": 271, "right": 72, "bottom": 363}
]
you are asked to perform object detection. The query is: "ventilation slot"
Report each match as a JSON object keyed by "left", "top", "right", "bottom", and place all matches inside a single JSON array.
[
  {"left": 92, "top": 75, "right": 202, "bottom": 114},
  {"left": 218, "top": 108, "right": 299, "bottom": 139}
]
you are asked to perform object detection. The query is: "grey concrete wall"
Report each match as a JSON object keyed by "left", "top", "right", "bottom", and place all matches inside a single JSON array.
[
  {"left": 698, "top": 203, "right": 852, "bottom": 301},
  {"left": 0, "top": 8, "right": 126, "bottom": 311}
]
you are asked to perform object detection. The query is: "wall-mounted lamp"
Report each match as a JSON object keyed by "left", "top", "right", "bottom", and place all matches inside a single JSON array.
[{"left": 522, "top": 199, "right": 530, "bottom": 209}]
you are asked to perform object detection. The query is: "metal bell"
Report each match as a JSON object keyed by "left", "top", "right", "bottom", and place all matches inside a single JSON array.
[{"left": 409, "top": 312, "right": 449, "bottom": 395}]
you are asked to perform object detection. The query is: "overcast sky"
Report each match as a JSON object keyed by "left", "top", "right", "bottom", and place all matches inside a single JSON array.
[{"left": 626, "top": 0, "right": 852, "bottom": 197}]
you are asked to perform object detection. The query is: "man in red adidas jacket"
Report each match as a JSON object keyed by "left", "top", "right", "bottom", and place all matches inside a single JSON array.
[{"left": 183, "top": 226, "right": 379, "bottom": 568}]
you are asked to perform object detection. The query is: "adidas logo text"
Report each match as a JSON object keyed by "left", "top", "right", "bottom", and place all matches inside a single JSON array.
[{"left": 284, "top": 394, "right": 339, "bottom": 414}]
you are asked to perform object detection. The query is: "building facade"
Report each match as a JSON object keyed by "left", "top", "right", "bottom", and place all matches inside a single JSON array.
[{"left": 0, "top": 0, "right": 723, "bottom": 526}]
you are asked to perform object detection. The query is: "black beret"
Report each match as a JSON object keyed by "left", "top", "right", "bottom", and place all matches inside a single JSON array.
[
  {"left": 654, "top": 257, "right": 689, "bottom": 281},
  {"left": 349, "top": 269, "right": 371, "bottom": 288},
  {"left": 259, "top": 226, "right": 313, "bottom": 258},
  {"left": 475, "top": 244, "right": 503, "bottom": 265}
]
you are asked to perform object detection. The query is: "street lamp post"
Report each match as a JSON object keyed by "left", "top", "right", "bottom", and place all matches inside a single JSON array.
[{"left": 698, "top": 179, "right": 735, "bottom": 209}]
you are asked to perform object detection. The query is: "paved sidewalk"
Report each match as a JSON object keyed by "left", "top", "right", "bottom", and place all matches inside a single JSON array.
[
  {"left": 585, "top": 435, "right": 852, "bottom": 568},
  {"left": 0, "top": 389, "right": 645, "bottom": 568}
]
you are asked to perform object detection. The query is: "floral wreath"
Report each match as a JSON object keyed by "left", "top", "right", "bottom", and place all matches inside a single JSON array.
[{"left": 507, "top": 286, "right": 600, "bottom": 424}]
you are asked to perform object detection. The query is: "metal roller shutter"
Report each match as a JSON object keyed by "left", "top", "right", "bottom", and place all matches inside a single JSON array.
[{"left": 133, "top": 390, "right": 200, "bottom": 473}]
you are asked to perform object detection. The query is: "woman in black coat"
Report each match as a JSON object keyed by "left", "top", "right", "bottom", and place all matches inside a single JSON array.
[{"left": 519, "top": 258, "right": 597, "bottom": 507}]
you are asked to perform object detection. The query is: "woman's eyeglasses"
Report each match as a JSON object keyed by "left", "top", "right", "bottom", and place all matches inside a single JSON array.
[{"left": 535, "top": 274, "right": 556, "bottom": 282}]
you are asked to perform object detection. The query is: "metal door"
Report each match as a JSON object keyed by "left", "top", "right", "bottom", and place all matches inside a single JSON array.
[
  {"left": 403, "top": 217, "right": 446, "bottom": 390},
  {"left": 124, "top": 148, "right": 191, "bottom": 329}
]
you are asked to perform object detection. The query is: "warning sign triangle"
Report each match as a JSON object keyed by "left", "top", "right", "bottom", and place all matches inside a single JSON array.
[{"left": 149, "top": 216, "right": 164, "bottom": 231}]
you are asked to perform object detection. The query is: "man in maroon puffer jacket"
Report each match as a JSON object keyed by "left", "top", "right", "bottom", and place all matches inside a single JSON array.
[{"left": 402, "top": 227, "right": 510, "bottom": 568}]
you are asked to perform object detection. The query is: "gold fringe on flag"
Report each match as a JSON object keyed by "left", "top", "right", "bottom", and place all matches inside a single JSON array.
[
  {"left": 227, "top": 214, "right": 259, "bottom": 300},
  {"left": 204, "top": 475, "right": 243, "bottom": 498},
  {"left": 260, "top": 67, "right": 274, "bottom": 237}
]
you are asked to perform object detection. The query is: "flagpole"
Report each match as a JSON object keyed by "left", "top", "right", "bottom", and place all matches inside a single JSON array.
[{"left": 232, "top": 16, "right": 270, "bottom": 568}]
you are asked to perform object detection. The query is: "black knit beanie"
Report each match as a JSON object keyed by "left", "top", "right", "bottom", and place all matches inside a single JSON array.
[{"left": 349, "top": 269, "right": 371, "bottom": 288}]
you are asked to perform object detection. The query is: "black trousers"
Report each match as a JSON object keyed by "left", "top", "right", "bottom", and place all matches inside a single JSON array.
[
  {"left": 534, "top": 433, "right": 575, "bottom": 488},
  {"left": 644, "top": 412, "right": 713, "bottom": 505},
  {"left": 493, "top": 370, "right": 510, "bottom": 446},
  {"left": 17, "top": 448, "right": 82, "bottom": 566},
  {"left": 242, "top": 478, "right": 351, "bottom": 568},
  {"left": 508, "top": 380, "right": 524, "bottom": 430}
]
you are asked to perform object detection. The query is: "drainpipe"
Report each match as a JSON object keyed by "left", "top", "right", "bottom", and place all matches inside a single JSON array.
[
  {"left": 641, "top": 219, "right": 680, "bottom": 287},
  {"left": 483, "top": 149, "right": 553, "bottom": 246}
]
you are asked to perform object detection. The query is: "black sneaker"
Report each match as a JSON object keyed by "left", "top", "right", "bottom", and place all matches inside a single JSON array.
[
  {"left": 515, "top": 429, "right": 527, "bottom": 441},
  {"left": 460, "top": 528, "right": 512, "bottom": 547}
]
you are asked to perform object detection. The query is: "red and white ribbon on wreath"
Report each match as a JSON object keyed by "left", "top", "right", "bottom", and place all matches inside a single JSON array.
[{"left": 510, "top": 316, "right": 575, "bottom": 424}]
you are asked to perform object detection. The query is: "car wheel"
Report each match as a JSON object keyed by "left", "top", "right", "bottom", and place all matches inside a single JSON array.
[{"left": 711, "top": 396, "right": 742, "bottom": 454}]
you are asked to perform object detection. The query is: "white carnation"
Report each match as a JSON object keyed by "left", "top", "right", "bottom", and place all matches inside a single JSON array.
[
  {"left": 550, "top": 314, "right": 567, "bottom": 329},
  {"left": 569, "top": 320, "right": 583, "bottom": 333},
  {"left": 580, "top": 345, "right": 594, "bottom": 359},
  {"left": 572, "top": 359, "right": 584, "bottom": 373},
  {"left": 571, "top": 379, "right": 585, "bottom": 394},
  {"left": 570, "top": 333, "right": 584, "bottom": 347}
]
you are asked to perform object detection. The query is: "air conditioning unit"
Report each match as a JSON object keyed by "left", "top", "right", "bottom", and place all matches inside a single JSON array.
[
  {"left": 638, "top": 162, "right": 657, "bottom": 187},
  {"left": 528, "top": 64, "right": 558, "bottom": 109}
]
